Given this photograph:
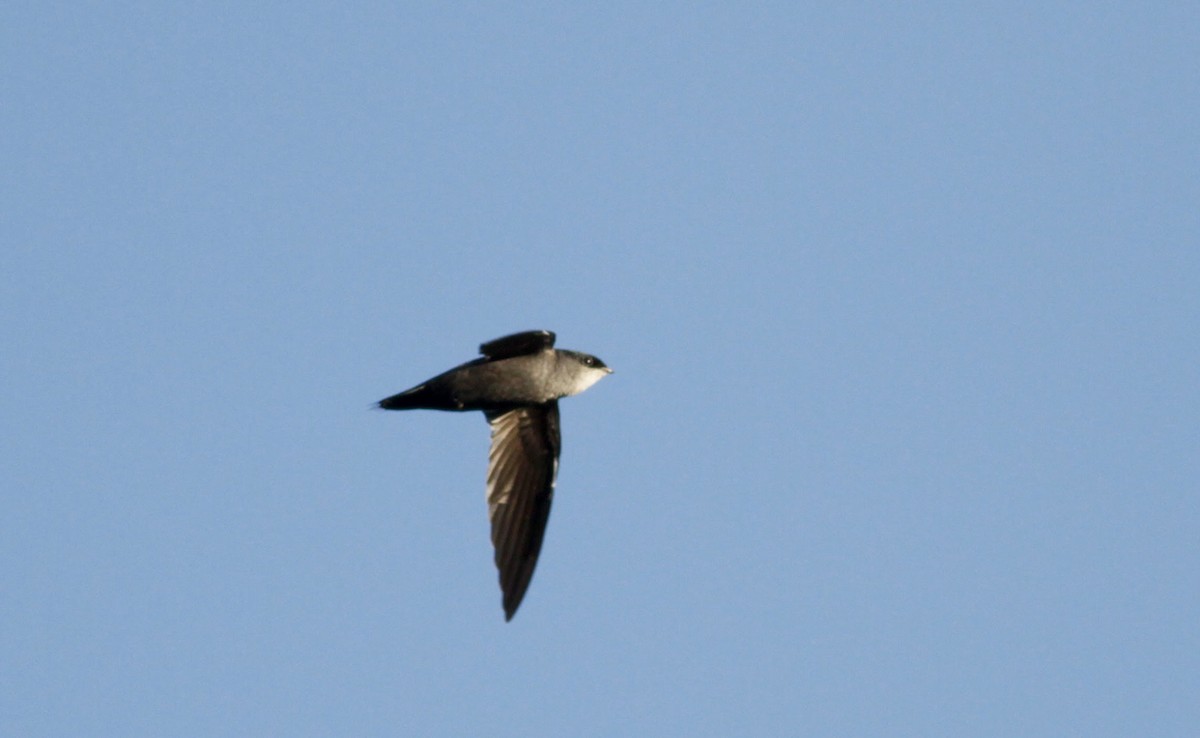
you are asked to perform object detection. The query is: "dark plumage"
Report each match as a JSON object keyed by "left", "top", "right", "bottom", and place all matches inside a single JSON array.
[{"left": 377, "top": 330, "right": 611, "bottom": 620}]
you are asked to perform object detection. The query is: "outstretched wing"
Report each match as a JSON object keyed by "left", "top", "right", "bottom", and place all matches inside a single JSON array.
[
  {"left": 479, "top": 330, "right": 556, "bottom": 360},
  {"left": 484, "top": 402, "right": 561, "bottom": 620}
]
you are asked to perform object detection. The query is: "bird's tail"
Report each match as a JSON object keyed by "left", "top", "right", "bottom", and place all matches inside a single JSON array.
[{"left": 377, "top": 383, "right": 457, "bottom": 411}]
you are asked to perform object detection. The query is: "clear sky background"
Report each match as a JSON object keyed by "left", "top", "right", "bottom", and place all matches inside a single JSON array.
[{"left": 3, "top": 3, "right": 1197, "bottom": 736}]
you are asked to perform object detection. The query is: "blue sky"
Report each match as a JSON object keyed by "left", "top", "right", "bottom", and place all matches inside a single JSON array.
[{"left": 3, "top": 3, "right": 1197, "bottom": 736}]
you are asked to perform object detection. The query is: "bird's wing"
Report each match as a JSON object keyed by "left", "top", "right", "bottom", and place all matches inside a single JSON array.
[
  {"left": 484, "top": 402, "right": 561, "bottom": 620},
  {"left": 479, "top": 330, "right": 556, "bottom": 360}
]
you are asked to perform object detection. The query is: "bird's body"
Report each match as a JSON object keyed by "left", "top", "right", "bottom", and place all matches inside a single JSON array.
[
  {"left": 377, "top": 330, "right": 611, "bottom": 620},
  {"left": 380, "top": 348, "right": 605, "bottom": 411}
]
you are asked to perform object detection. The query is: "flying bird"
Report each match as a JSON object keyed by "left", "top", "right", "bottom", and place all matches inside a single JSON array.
[{"left": 377, "top": 330, "right": 612, "bottom": 620}]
